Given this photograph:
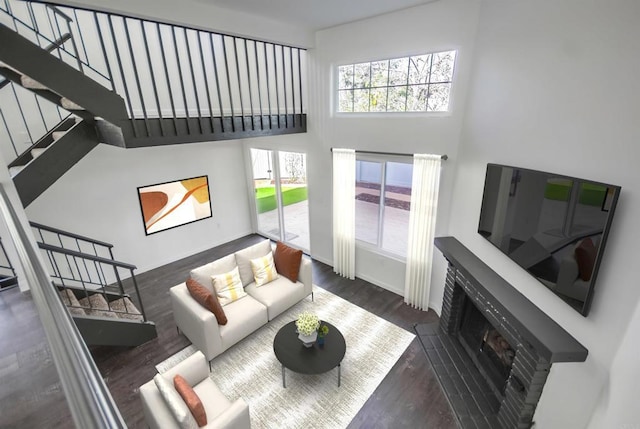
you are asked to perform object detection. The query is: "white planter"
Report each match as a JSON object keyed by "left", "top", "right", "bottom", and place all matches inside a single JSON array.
[{"left": 298, "top": 331, "right": 318, "bottom": 347}]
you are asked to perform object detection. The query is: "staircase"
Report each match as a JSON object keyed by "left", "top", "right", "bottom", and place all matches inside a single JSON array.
[
  {"left": 0, "top": 0, "right": 307, "bottom": 207},
  {"left": 32, "top": 221, "right": 157, "bottom": 347},
  {"left": 0, "top": 236, "right": 17, "bottom": 290}
]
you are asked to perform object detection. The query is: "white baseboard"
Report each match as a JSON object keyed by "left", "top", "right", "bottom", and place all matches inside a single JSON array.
[
  {"left": 310, "top": 254, "right": 404, "bottom": 297},
  {"left": 136, "top": 229, "right": 254, "bottom": 276},
  {"left": 355, "top": 271, "right": 404, "bottom": 297}
]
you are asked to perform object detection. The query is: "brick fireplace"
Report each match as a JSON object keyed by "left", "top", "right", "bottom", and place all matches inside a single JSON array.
[{"left": 420, "top": 237, "right": 588, "bottom": 429}]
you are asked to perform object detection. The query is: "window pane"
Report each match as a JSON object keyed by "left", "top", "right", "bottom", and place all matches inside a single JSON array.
[
  {"left": 353, "top": 62, "right": 371, "bottom": 89},
  {"left": 409, "top": 54, "right": 431, "bottom": 84},
  {"left": 382, "top": 162, "right": 413, "bottom": 256},
  {"left": 388, "top": 57, "right": 409, "bottom": 86},
  {"left": 278, "top": 151, "right": 309, "bottom": 251},
  {"left": 371, "top": 60, "right": 389, "bottom": 87},
  {"left": 353, "top": 88, "right": 370, "bottom": 112},
  {"left": 338, "top": 90, "right": 353, "bottom": 112},
  {"left": 387, "top": 86, "right": 407, "bottom": 112},
  {"left": 338, "top": 65, "right": 354, "bottom": 89},
  {"left": 427, "top": 83, "right": 451, "bottom": 112},
  {"left": 370, "top": 87, "right": 387, "bottom": 112},
  {"left": 430, "top": 51, "right": 456, "bottom": 83},
  {"left": 355, "top": 161, "right": 382, "bottom": 245},
  {"left": 251, "top": 149, "right": 280, "bottom": 237},
  {"left": 407, "top": 85, "right": 428, "bottom": 112}
]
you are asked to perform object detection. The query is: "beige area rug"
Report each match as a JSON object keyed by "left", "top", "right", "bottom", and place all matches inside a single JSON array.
[{"left": 157, "top": 286, "right": 415, "bottom": 429}]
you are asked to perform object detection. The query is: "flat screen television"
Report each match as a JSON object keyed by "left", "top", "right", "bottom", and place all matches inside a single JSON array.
[{"left": 478, "top": 164, "right": 621, "bottom": 316}]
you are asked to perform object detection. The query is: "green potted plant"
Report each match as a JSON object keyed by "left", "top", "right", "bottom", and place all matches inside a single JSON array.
[{"left": 317, "top": 323, "right": 329, "bottom": 347}]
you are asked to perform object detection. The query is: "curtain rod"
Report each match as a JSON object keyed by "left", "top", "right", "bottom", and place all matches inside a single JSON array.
[{"left": 330, "top": 148, "right": 448, "bottom": 161}]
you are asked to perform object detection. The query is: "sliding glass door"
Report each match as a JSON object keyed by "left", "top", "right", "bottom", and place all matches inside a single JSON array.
[{"left": 250, "top": 149, "right": 310, "bottom": 252}]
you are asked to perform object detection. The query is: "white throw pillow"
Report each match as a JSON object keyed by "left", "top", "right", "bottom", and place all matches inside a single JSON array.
[
  {"left": 153, "top": 374, "right": 198, "bottom": 429},
  {"left": 250, "top": 251, "right": 279, "bottom": 287},
  {"left": 234, "top": 239, "right": 272, "bottom": 286},
  {"left": 211, "top": 266, "right": 247, "bottom": 306},
  {"left": 189, "top": 253, "right": 237, "bottom": 293}
]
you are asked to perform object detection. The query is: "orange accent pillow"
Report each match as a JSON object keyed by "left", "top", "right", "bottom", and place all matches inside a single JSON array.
[
  {"left": 575, "top": 238, "right": 597, "bottom": 281},
  {"left": 274, "top": 241, "right": 303, "bottom": 283},
  {"left": 186, "top": 278, "right": 228, "bottom": 325},
  {"left": 173, "top": 375, "right": 207, "bottom": 427}
]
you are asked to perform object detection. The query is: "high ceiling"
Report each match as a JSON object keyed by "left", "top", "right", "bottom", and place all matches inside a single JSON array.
[{"left": 198, "top": 0, "right": 439, "bottom": 31}]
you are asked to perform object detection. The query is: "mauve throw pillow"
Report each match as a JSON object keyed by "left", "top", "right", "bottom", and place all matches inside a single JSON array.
[
  {"left": 575, "top": 238, "right": 597, "bottom": 281},
  {"left": 173, "top": 375, "right": 207, "bottom": 427},
  {"left": 186, "top": 277, "right": 228, "bottom": 325},
  {"left": 274, "top": 241, "right": 303, "bottom": 283}
]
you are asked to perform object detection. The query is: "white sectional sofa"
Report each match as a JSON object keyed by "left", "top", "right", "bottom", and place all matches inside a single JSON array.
[
  {"left": 140, "top": 351, "right": 251, "bottom": 429},
  {"left": 170, "top": 239, "right": 313, "bottom": 362}
]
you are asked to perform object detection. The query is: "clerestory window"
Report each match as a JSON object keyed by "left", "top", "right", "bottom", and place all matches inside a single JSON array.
[{"left": 337, "top": 50, "right": 457, "bottom": 113}]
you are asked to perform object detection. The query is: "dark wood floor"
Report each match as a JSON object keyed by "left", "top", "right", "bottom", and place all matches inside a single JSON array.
[{"left": 1, "top": 234, "right": 458, "bottom": 428}]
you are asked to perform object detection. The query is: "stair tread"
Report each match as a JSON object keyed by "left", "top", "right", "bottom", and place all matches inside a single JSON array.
[
  {"left": 31, "top": 147, "right": 47, "bottom": 159},
  {"left": 111, "top": 297, "right": 144, "bottom": 321},
  {"left": 60, "top": 97, "right": 84, "bottom": 111},
  {"left": 21, "top": 75, "right": 48, "bottom": 90},
  {"left": 9, "top": 165, "right": 25, "bottom": 178},
  {"left": 78, "top": 294, "right": 118, "bottom": 319},
  {"left": 58, "top": 289, "right": 86, "bottom": 316}
]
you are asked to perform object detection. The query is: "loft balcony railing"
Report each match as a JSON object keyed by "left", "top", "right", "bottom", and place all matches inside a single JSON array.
[{"left": 0, "top": 0, "right": 307, "bottom": 151}]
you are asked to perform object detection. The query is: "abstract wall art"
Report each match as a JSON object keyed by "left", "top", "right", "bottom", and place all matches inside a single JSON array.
[{"left": 137, "top": 176, "right": 212, "bottom": 235}]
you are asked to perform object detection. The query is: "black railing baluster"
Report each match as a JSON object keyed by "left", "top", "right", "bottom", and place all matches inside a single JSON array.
[
  {"left": 253, "top": 41, "right": 264, "bottom": 130},
  {"left": 243, "top": 39, "right": 254, "bottom": 130},
  {"left": 290, "top": 47, "right": 295, "bottom": 128},
  {"left": 298, "top": 48, "right": 303, "bottom": 116},
  {"left": 281, "top": 45, "right": 288, "bottom": 128},
  {"left": 66, "top": 14, "right": 83, "bottom": 73},
  {"left": 171, "top": 26, "right": 192, "bottom": 134},
  {"left": 140, "top": 21, "right": 165, "bottom": 136},
  {"left": 232, "top": 37, "right": 245, "bottom": 131},
  {"left": 196, "top": 31, "right": 216, "bottom": 133},
  {"left": 26, "top": 3, "right": 41, "bottom": 47},
  {"left": 108, "top": 248, "right": 125, "bottom": 296},
  {"left": 272, "top": 44, "right": 280, "bottom": 128},
  {"left": 156, "top": 23, "right": 179, "bottom": 135},
  {"left": 130, "top": 269, "right": 147, "bottom": 321},
  {"left": 107, "top": 15, "right": 138, "bottom": 137},
  {"left": 73, "top": 9, "right": 89, "bottom": 64},
  {"left": 44, "top": 7, "right": 61, "bottom": 60},
  {"left": 263, "top": 42, "right": 272, "bottom": 129},
  {"left": 221, "top": 36, "right": 235, "bottom": 132},
  {"left": 209, "top": 33, "right": 225, "bottom": 132},
  {"left": 0, "top": 109, "right": 18, "bottom": 157},
  {"left": 93, "top": 13, "right": 116, "bottom": 91},
  {"left": 123, "top": 18, "right": 150, "bottom": 137},
  {"left": 183, "top": 28, "right": 203, "bottom": 134},
  {"left": 34, "top": 93, "right": 48, "bottom": 131},
  {"left": 11, "top": 84, "right": 34, "bottom": 144}
]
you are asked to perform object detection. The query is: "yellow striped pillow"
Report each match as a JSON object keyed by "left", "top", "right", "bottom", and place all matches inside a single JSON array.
[
  {"left": 211, "top": 266, "right": 247, "bottom": 306},
  {"left": 250, "top": 252, "right": 279, "bottom": 287}
]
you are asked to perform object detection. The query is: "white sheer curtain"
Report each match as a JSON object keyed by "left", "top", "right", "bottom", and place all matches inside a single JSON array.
[
  {"left": 404, "top": 154, "right": 442, "bottom": 310},
  {"left": 332, "top": 148, "right": 356, "bottom": 279}
]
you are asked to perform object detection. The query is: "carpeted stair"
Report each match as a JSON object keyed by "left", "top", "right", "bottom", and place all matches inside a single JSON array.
[{"left": 58, "top": 289, "right": 143, "bottom": 321}]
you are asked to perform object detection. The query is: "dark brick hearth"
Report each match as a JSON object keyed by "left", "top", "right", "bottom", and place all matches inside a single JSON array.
[{"left": 429, "top": 237, "right": 588, "bottom": 429}]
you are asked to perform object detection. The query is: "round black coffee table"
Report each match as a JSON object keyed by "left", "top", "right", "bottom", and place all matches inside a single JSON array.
[{"left": 273, "top": 320, "right": 346, "bottom": 388}]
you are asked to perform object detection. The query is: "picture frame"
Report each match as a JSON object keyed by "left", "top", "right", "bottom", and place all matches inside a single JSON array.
[{"left": 137, "top": 175, "right": 212, "bottom": 235}]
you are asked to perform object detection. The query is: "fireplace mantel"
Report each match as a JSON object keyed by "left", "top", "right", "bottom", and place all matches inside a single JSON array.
[{"left": 435, "top": 236, "right": 587, "bottom": 363}]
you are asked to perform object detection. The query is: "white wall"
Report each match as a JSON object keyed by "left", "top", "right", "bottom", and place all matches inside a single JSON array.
[
  {"left": 25, "top": 140, "right": 253, "bottom": 275},
  {"left": 448, "top": 0, "right": 640, "bottom": 427},
  {"left": 308, "top": 0, "right": 481, "bottom": 303},
  {"left": 54, "top": 0, "right": 313, "bottom": 48}
]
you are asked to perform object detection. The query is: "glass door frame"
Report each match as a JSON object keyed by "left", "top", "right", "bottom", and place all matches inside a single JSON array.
[{"left": 246, "top": 146, "right": 310, "bottom": 254}]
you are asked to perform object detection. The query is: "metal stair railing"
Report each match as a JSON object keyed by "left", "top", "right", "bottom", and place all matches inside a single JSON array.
[
  {"left": 31, "top": 221, "right": 148, "bottom": 321},
  {"left": 1, "top": 0, "right": 307, "bottom": 143},
  {"left": 0, "top": 185, "right": 126, "bottom": 428},
  {"left": 40, "top": 242, "right": 148, "bottom": 321}
]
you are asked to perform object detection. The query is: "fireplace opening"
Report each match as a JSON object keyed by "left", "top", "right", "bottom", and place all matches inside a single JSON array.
[{"left": 458, "top": 298, "right": 515, "bottom": 397}]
